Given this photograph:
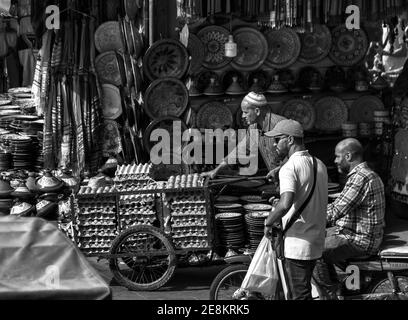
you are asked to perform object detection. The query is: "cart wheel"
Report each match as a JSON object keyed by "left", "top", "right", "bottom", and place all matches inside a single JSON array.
[
  {"left": 209, "top": 264, "right": 249, "bottom": 300},
  {"left": 109, "top": 225, "right": 176, "bottom": 291}
]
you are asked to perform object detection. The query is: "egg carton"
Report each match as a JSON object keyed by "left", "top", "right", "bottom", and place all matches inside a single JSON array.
[
  {"left": 171, "top": 200, "right": 206, "bottom": 206},
  {"left": 78, "top": 242, "right": 112, "bottom": 250},
  {"left": 173, "top": 239, "right": 209, "bottom": 250},
  {"left": 166, "top": 174, "right": 204, "bottom": 190},
  {"left": 119, "top": 194, "right": 155, "bottom": 202},
  {"left": 172, "top": 218, "right": 208, "bottom": 228},
  {"left": 167, "top": 194, "right": 206, "bottom": 202},
  {"left": 77, "top": 220, "right": 117, "bottom": 227},
  {"left": 77, "top": 231, "right": 117, "bottom": 238},
  {"left": 81, "top": 248, "right": 111, "bottom": 255},
  {"left": 115, "top": 163, "right": 153, "bottom": 178},
  {"left": 119, "top": 213, "right": 157, "bottom": 221},
  {"left": 171, "top": 210, "right": 207, "bottom": 217},
  {"left": 77, "top": 186, "right": 117, "bottom": 196},
  {"left": 118, "top": 204, "right": 156, "bottom": 211},
  {"left": 172, "top": 230, "right": 208, "bottom": 238}
]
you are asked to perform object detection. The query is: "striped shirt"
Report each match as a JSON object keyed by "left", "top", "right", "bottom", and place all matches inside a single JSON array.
[{"left": 327, "top": 163, "right": 386, "bottom": 256}]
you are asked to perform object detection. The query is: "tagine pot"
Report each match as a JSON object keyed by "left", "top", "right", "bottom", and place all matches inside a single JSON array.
[
  {"left": 0, "top": 175, "right": 14, "bottom": 199},
  {"left": 26, "top": 172, "right": 39, "bottom": 193},
  {"left": 10, "top": 201, "right": 34, "bottom": 217},
  {"left": 36, "top": 170, "right": 65, "bottom": 194},
  {"left": 36, "top": 200, "right": 59, "bottom": 221},
  {"left": 11, "top": 181, "right": 34, "bottom": 201}
]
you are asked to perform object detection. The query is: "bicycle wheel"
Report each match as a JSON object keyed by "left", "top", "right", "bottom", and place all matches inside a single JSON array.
[
  {"left": 109, "top": 225, "right": 176, "bottom": 291},
  {"left": 369, "top": 275, "right": 408, "bottom": 297},
  {"left": 209, "top": 264, "right": 249, "bottom": 300}
]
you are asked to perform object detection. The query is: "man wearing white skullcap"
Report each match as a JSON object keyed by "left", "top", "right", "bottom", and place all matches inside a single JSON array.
[{"left": 202, "top": 92, "right": 286, "bottom": 179}]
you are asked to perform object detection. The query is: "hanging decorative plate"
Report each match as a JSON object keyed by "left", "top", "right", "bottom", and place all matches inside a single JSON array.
[
  {"left": 265, "top": 28, "right": 301, "bottom": 69},
  {"left": 350, "top": 95, "right": 385, "bottom": 123},
  {"left": 95, "top": 51, "right": 124, "bottom": 86},
  {"left": 143, "top": 39, "right": 189, "bottom": 82},
  {"left": 101, "top": 84, "right": 123, "bottom": 120},
  {"left": 196, "top": 101, "right": 233, "bottom": 130},
  {"left": 94, "top": 21, "right": 124, "bottom": 54},
  {"left": 144, "top": 78, "right": 189, "bottom": 120},
  {"left": 197, "top": 25, "right": 232, "bottom": 70},
  {"left": 329, "top": 26, "right": 368, "bottom": 67},
  {"left": 281, "top": 99, "right": 316, "bottom": 131},
  {"left": 144, "top": 117, "right": 188, "bottom": 153},
  {"left": 231, "top": 27, "right": 268, "bottom": 72},
  {"left": 102, "top": 120, "right": 122, "bottom": 156},
  {"left": 314, "top": 97, "right": 349, "bottom": 132},
  {"left": 299, "top": 24, "right": 332, "bottom": 64},
  {"left": 187, "top": 34, "right": 205, "bottom": 75}
]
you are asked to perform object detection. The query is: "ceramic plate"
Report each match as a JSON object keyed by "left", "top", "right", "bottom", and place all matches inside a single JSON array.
[
  {"left": 329, "top": 26, "right": 368, "bottom": 67},
  {"left": 281, "top": 99, "right": 316, "bottom": 131},
  {"left": 265, "top": 28, "right": 301, "bottom": 69},
  {"left": 0, "top": 99, "right": 11, "bottom": 106},
  {"left": 95, "top": 21, "right": 124, "bottom": 53},
  {"left": 350, "top": 95, "right": 385, "bottom": 123},
  {"left": 299, "top": 24, "right": 332, "bottom": 64},
  {"left": 215, "top": 212, "right": 243, "bottom": 220},
  {"left": 215, "top": 203, "right": 243, "bottom": 210},
  {"left": 143, "top": 39, "right": 189, "bottom": 82},
  {"left": 231, "top": 27, "right": 268, "bottom": 71},
  {"left": 197, "top": 25, "right": 232, "bottom": 69},
  {"left": 101, "top": 84, "right": 123, "bottom": 120},
  {"left": 8, "top": 87, "right": 31, "bottom": 94},
  {"left": 144, "top": 78, "right": 189, "bottom": 120},
  {"left": 248, "top": 211, "right": 270, "bottom": 219},
  {"left": 196, "top": 101, "right": 233, "bottom": 130},
  {"left": 244, "top": 204, "right": 272, "bottom": 211},
  {"left": 314, "top": 97, "right": 348, "bottom": 132},
  {"left": 95, "top": 51, "right": 123, "bottom": 87}
]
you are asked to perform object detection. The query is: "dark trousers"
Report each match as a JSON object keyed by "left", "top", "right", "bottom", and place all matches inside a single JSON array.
[
  {"left": 284, "top": 259, "right": 317, "bottom": 300},
  {"left": 313, "top": 227, "right": 367, "bottom": 297}
]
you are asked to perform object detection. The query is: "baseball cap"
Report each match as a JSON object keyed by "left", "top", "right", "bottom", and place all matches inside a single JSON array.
[
  {"left": 264, "top": 119, "right": 304, "bottom": 138},
  {"left": 241, "top": 92, "right": 268, "bottom": 110}
]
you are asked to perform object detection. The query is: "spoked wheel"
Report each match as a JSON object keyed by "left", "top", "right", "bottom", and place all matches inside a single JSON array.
[
  {"left": 109, "top": 225, "right": 176, "bottom": 291},
  {"left": 369, "top": 275, "right": 408, "bottom": 299},
  {"left": 209, "top": 264, "right": 249, "bottom": 300}
]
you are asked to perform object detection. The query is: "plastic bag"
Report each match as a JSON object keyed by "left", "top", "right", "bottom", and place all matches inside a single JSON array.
[{"left": 241, "top": 236, "right": 279, "bottom": 298}]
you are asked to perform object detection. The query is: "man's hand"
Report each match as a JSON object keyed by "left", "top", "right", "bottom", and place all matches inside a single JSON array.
[
  {"left": 264, "top": 225, "right": 273, "bottom": 240},
  {"left": 267, "top": 166, "right": 281, "bottom": 182},
  {"left": 201, "top": 169, "right": 218, "bottom": 180}
]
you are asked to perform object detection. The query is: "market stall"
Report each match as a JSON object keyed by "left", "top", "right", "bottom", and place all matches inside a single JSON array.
[{"left": 0, "top": 0, "right": 408, "bottom": 292}]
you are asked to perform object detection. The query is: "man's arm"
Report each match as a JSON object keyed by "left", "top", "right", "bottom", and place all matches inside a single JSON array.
[
  {"left": 265, "top": 192, "right": 294, "bottom": 227},
  {"left": 327, "top": 174, "right": 367, "bottom": 226}
]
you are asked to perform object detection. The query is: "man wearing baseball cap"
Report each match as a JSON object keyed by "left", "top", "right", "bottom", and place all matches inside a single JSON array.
[
  {"left": 202, "top": 92, "right": 286, "bottom": 178},
  {"left": 264, "top": 119, "right": 329, "bottom": 300}
]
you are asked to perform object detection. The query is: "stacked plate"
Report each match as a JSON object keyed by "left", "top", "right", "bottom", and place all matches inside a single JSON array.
[
  {"left": 214, "top": 203, "right": 244, "bottom": 214},
  {"left": 1, "top": 134, "right": 34, "bottom": 170},
  {"left": 245, "top": 211, "right": 270, "bottom": 251},
  {"left": 214, "top": 195, "right": 240, "bottom": 204},
  {"left": 215, "top": 212, "right": 246, "bottom": 249},
  {"left": 240, "top": 195, "right": 268, "bottom": 204},
  {"left": 244, "top": 203, "right": 273, "bottom": 214},
  {"left": 0, "top": 151, "right": 12, "bottom": 171}
]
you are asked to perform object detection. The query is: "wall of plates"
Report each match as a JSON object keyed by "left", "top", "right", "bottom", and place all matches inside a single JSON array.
[{"left": 141, "top": 0, "right": 398, "bottom": 180}]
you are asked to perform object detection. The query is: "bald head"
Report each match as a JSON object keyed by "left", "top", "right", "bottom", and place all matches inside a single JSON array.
[
  {"left": 336, "top": 139, "right": 364, "bottom": 160},
  {"left": 334, "top": 139, "right": 364, "bottom": 174}
]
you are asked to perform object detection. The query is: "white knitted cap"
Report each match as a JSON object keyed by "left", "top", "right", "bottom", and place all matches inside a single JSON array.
[{"left": 241, "top": 92, "right": 268, "bottom": 110}]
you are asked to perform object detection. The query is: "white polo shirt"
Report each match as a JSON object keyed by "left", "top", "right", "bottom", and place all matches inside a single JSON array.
[{"left": 279, "top": 151, "right": 328, "bottom": 261}]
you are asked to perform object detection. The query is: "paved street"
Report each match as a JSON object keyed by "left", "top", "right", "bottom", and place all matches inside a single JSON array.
[{"left": 88, "top": 258, "right": 226, "bottom": 300}]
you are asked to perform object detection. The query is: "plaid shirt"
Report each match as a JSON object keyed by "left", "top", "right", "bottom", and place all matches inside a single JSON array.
[{"left": 327, "top": 163, "right": 386, "bottom": 255}]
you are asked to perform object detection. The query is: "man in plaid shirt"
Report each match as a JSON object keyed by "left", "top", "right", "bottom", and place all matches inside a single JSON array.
[{"left": 313, "top": 138, "right": 386, "bottom": 299}]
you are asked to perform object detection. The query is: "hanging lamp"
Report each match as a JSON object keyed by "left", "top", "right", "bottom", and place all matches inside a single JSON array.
[{"left": 225, "top": 15, "right": 237, "bottom": 58}]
